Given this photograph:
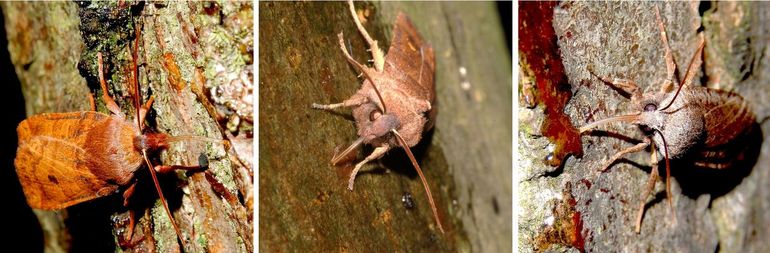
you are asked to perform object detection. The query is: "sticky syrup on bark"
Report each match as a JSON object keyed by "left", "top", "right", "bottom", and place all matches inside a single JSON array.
[{"left": 519, "top": 2, "right": 583, "bottom": 167}]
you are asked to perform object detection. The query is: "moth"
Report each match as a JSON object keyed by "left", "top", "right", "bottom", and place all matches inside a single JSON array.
[
  {"left": 579, "top": 7, "right": 757, "bottom": 233},
  {"left": 14, "top": 27, "right": 224, "bottom": 247},
  {"left": 312, "top": 0, "right": 443, "bottom": 233}
]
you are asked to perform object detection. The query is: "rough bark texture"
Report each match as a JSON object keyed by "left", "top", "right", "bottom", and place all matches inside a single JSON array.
[
  {"left": 520, "top": 2, "right": 770, "bottom": 252},
  {"left": 2, "top": 1, "right": 253, "bottom": 252},
  {"left": 260, "top": 1, "right": 511, "bottom": 252}
]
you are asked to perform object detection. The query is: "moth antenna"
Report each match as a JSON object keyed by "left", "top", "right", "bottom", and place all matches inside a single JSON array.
[
  {"left": 585, "top": 66, "right": 640, "bottom": 100},
  {"left": 391, "top": 129, "right": 445, "bottom": 234},
  {"left": 654, "top": 129, "right": 675, "bottom": 221},
  {"left": 132, "top": 20, "right": 143, "bottom": 130},
  {"left": 337, "top": 33, "right": 387, "bottom": 113},
  {"left": 659, "top": 36, "right": 705, "bottom": 111},
  {"left": 331, "top": 136, "right": 364, "bottom": 165},
  {"left": 165, "top": 135, "right": 229, "bottom": 146},
  {"left": 579, "top": 113, "right": 641, "bottom": 133},
  {"left": 367, "top": 77, "right": 387, "bottom": 114},
  {"left": 141, "top": 149, "right": 186, "bottom": 249}
]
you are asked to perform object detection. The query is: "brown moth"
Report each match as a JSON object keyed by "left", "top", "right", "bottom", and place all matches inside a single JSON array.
[
  {"left": 312, "top": 0, "right": 442, "bottom": 233},
  {"left": 579, "top": 7, "right": 757, "bottom": 233},
  {"left": 15, "top": 27, "right": 226, "bottom": 248}
]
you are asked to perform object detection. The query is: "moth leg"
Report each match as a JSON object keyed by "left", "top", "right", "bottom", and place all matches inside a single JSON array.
[
  {"left": 600, "top": 139, "right": 650, "bottom": 172},
  {"left": 136, "top": 95, "right": 155, "bottom": 128},
  {"left": 654, "top": 7, "right": 677, "bottom": 87},
  {"left": 117, "top": 210, "right": 147, "bottom": 248},
  {"left": 123, "top": 182, "right": 138, "bottom": 207},
  {"left": 126, "top": 210, "right": 137, "bottom": 244},
  {"left": 312, "top": 95, "right": 367, "bottom": 110},
  {"left": 88, "top": 92, "right": 96, "bottom": 111},
  {"left": 119, "top": 181, "right": 139, "bottom": 244},
  {"left": 154, "top": 152, "right": 209, "bottom": 174},
  {"left": 587, "top": 67, "right": 642, "bottom": 101},
  {"left": 332, "top": 137, "right": 364, "bottom": 165},
  {"left": 635, "top": 140, "right": 659, "bottom": 233},
  {"left": 337, "top": 31, "right": 379, "bottom": 85},
  {"left": 155, "top": 164, "right": 203, "bottom": 174},
  {"left": 348, "top": 146, "right": 390, "bottom": 191},
  {"left": 660, "top": 79, "right": 675, "bottom": 93},
  {"left": 346, "top": 0, "right": 384, "bottom": 72},
  {"left": 97, "top": 52, "right": 125, "bottom": 118}
]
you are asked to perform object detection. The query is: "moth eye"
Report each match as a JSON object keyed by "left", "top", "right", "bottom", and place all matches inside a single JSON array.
[
  {"left": 644, "top": 103, "right": 657, "bottom": 112},
  {"left": 369, "top": 110, "right": 382, "bottom": 121}
]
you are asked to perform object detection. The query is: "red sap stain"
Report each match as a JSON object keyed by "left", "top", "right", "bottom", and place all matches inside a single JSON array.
[
  {"left": 519, "top": 2, "right": 583, "bottom": 167},
  {"left": 567, "top": 185, "right": 586, "bottom": 253},
  {"left": 579, "top": 179, "right": 592, "bottom": 189},
  {"left": 571, "top": 211, "right": 585, "bottom": 252},
  {"left": 533, "top": 182, "right": 588, "bottom": 253}
]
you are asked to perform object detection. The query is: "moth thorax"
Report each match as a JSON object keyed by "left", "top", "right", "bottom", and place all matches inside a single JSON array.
[{"left": 134, "top": 133, "right": 169, "bottom": 151}]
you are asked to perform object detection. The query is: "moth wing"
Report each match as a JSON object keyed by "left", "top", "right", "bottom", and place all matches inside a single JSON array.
[
  {"left": 15, "top": 128, "right": 118, "bottom": 210},
  {"left": 17, "top": 111, "right": 110, "bottom": 143},
  {"left": 691, "top": 92, "right": 756, "bottom": 169},
  {"left": 702, "top": 93, "right": 755, "bottom": 148},
  {"left": 383, "top": 12, "right": 436, "bottom": 103},
  {"left": 14, "top": 112, "right": 118, "bottom": 210}
]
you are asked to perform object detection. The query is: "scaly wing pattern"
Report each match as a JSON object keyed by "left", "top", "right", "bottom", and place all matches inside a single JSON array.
[
  {"left": 15, "top": 111, "right": 118, "bottom": 209},
  {"left": 383, "top": 13, "right": 436, "bottom": 103}
]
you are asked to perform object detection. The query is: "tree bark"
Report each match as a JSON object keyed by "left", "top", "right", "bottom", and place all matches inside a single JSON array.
[
  {"left": 520, "top": 2, "right": 770, "bottom": 252},
  {"left": 260, "top": 2, "right": 511, "bottom": 252},
  {"left": 2, "top": 1, "right": 253, "bottom": 252}
]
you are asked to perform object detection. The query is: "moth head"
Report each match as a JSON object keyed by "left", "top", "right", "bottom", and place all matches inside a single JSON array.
[
  {"left": 635, "top": 97, "right": 665, "bottom": 135},
  {"left": 634, "top": 83, "right": 690, "bottom": 135},
  {"left": 357, "top": 102, "right": 401, "bottom": 144},
  {"left": 330, "top": 102, "right": 401, "bottom": 166}
]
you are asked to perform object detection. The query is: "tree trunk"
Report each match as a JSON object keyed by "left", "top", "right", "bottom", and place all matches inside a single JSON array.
[
  {"left": 260, "top": 2, "right": 511, "bottom": 252},
  {"left": 1, "top": 1, "right": 253, "bottom": 252},
  {"left": 520, "top": 2, "right": 770, "bottom": 252}
]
